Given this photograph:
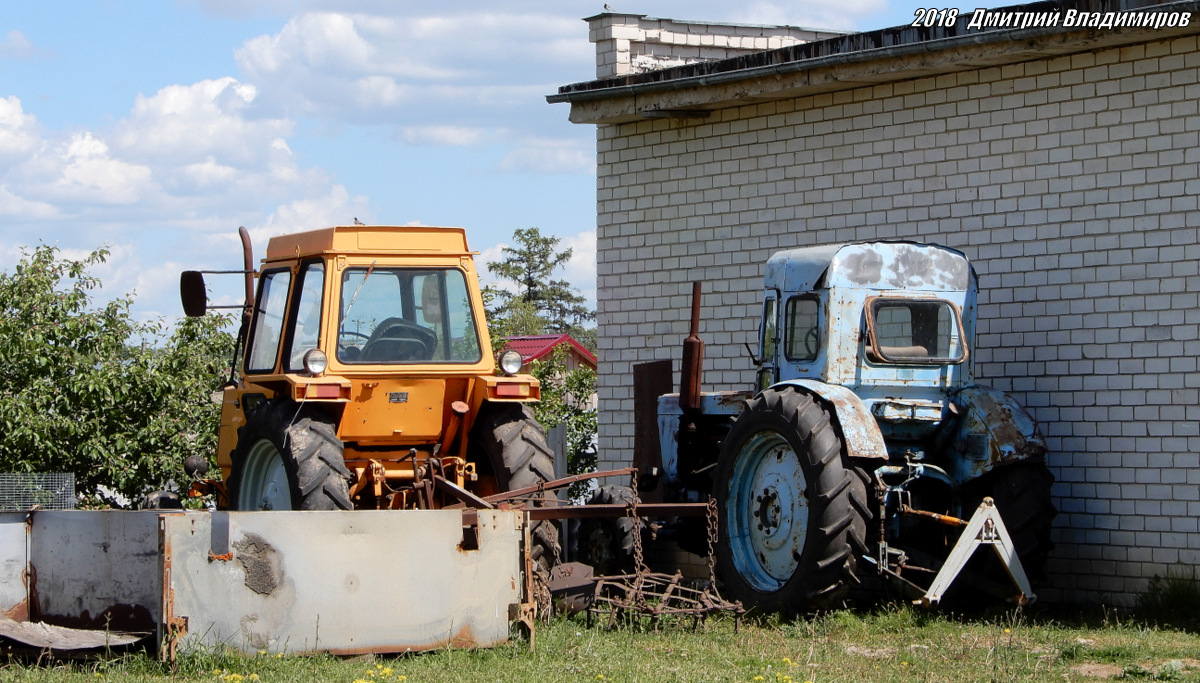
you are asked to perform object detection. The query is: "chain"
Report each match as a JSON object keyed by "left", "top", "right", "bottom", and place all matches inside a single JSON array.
[
  {"left": 705, "top": 496, "right": 719, "bottom": 588},
  {"left": 629, "top": 470, "right": 647, "bottom": 575}
]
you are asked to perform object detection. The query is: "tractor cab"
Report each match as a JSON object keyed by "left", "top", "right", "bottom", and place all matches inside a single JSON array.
[
  {"left": 180, "top": 227, "right": 555, "bottom": 540},
  {"left": 758, "top": 242, "right": 977, "bottom": 452}
]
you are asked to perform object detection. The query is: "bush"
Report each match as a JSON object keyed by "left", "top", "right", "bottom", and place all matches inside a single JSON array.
[{"left": 0, "top": 245, "right": 233, "bottom": 506}]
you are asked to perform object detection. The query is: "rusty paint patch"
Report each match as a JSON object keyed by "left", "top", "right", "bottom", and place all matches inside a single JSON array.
[
  {"left": 303, "top": 624, "right": 486, "bottom": 657},
  {"left": 1, "top": 602, "right": 28, "bottom": 622},
  {"left": 232, "top": 533, "right": 282, "bottom": 596}
]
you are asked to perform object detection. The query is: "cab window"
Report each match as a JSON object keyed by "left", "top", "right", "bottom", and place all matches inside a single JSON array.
[
  {"left": 865, "top": 298, "right": 966, "bottom": 364},
  {"left": 284, "top": 261, "right": 325, "bottom": 372},
  {"left": 337, "top": 267, "right": 481, "bottom": 364},
  {"left": 246, "top": 269, "right": 292, "bottom": 373},
  {"left": 784, "top": 296, "right": 820, "bottom": 362}
]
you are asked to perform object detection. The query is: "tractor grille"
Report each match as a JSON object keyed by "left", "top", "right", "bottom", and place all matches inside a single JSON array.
[{"left": 0, "top": 473, "right": 76, "bottom": 511}]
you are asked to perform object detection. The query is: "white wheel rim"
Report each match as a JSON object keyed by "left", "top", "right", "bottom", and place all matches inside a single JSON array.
[
  {"left": 238, "top": 439, "right": 292, "bottom": 511},
  {"left": 726, "top": 430, "right": 809, "bottom": 592}
]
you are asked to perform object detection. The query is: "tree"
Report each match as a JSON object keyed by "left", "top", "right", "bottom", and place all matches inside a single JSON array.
[
  {"left": 486, "top": 227, "right": 594, "bottom": 341},
  {"left": 527, "top": 347, "right": 597, "bottom": 501},
  {"left": 0, "top": 245, "right": 233, "bottom": 506},
  {"left": 486, "top": 227, "right": 599, "bottom": 499}
]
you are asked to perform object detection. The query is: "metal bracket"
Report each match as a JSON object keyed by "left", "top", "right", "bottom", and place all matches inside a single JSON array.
[{"left": 916, "top": 497, "right": 1036, "bottom": 607}]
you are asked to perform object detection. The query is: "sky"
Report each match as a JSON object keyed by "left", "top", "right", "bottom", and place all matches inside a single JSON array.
[{"left": 1, "top": 0, "right": 948, "bottom": 324}]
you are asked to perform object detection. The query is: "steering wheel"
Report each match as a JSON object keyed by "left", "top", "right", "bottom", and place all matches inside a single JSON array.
[
  {"left": 361, "top": 318, "right": 437, "bottom": 361},
  {"left": 804, "top": 327, "right": 819, "bottom": 358}
]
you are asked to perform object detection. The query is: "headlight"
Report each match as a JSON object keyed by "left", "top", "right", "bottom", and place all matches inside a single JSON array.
[
  {"left": 498, "top": 350, "right": 523, "bottom": 376},
  {"left": 303, "top": 349, "right": 328, "bottom": 376}
]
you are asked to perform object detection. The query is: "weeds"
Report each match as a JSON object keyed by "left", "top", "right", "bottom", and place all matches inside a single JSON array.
[
  {"left": 6, "top": 602, "right": 1200, "bottom": 681},
  {"left": 1138, "top": 567, "right": 1200, "bottom": 629}
]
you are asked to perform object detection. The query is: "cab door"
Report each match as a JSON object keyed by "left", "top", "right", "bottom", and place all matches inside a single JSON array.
[{"left": 757, "top": 292, "right": 780, "bottom": 390}]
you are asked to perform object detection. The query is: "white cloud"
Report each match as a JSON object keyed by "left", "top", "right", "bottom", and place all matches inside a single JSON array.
[
  {"left": 0, "top": 96, "right": 39, "bottom": 159},
  {"left": 233, "top": 10, "right": 585, "bottom": 127},
  {"left": 0, "top": 30, "right": 35, "bottom": 59},
  {"left": 400, "top": 126, "right": 486, "bottom": 146},
  {"left": 498, "top": 138, "right": 594, "bottom": 174},
  {"left": 54, "top": 133, "right": 154, "bottom": 205},
  {"left": 562, "top": 229, "right": 597, "bottom": 308},
  {"left": 253, "top": 184, "right": 372, "bottom": 235},
  {"left": 115, "top": 78, "right": 291, "bottom": 166}
]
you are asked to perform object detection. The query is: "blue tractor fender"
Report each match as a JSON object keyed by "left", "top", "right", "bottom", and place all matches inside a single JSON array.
[
  {"left": 771, "top": 379, "right": 889, "bottom": 461},
  {"left": 939, "top": 385, "right": 1048, "bottom": 484}
]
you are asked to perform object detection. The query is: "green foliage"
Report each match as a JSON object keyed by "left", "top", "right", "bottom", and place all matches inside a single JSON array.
[
  {"left": 1137, "top": 567, "right": 1200, "bottom": 627},
  {"left": 528, "top": 347, "right": 597, "bottom": 500},
  {"left": 486, "top": 227, "right": 594, "bottom": 338},
  {"left": 483, "top": 293, "right": 547, "bottom": 345},
  {"left": 485, "top": 227, "right": 598, "bottom": 498},
  {"left": 0, "top": 244, "right": 234, "bottom": 506}
]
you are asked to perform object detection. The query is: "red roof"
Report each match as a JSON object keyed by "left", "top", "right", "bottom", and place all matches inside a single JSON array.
[{"left": 502, "top": 334, "right": 597, "bottom": 368}]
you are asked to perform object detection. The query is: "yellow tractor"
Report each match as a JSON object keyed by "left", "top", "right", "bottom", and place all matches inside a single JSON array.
[{"left": 180, "top": 225, "right": 559, "bottom": 568}]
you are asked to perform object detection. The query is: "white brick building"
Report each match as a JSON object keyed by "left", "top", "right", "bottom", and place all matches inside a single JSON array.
[{"left": 550, "top": 1, "right": 1200, "bottom": 604}]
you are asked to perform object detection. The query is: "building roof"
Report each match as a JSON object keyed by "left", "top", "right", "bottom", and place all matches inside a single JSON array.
[
  {"left": 548, "top": 0, "right": 1200, "bottom": 123},
  {"left": 502, "top": 334, "right": 598, "bottom": 368}
]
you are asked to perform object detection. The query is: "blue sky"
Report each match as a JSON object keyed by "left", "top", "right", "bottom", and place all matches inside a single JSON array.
[{"left": 1, "top": 0, "right": 945, "bottom": 322}]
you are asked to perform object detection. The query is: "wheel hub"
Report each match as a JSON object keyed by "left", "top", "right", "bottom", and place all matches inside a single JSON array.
[{"left": 727, "top": 432, "right": 809, "bottom": 592}]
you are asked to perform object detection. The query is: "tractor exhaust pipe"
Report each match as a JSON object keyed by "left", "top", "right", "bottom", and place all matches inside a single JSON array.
[
  {"left": 238, "top": 226, "right": 254, "bottom": 324},
  {"left": 679, "top": 281, "right": 704, "bottom": 411}
]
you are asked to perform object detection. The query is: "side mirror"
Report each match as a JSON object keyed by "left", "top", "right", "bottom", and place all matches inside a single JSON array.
[{"left": 180, "top": 271, "right": 208, "bottom": 317}]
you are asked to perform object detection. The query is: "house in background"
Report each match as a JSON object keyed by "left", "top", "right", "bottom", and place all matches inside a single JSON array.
[
  {"left": 502, "top": 334, "right": 598, "bottom": 374},
  {"left": 502, "top": 334, "right": 598, "bottom": 411}
]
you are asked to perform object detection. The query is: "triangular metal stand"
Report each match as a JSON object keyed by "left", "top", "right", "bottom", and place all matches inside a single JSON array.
[{"left": 916, "top": 497, "right": 1036, "bottom": 607}]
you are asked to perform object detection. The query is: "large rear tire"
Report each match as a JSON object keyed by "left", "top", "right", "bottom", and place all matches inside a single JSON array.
[
  {"left": 715, "top": 387, "right": 870, "bottom": 614},
  {"left": 963, "top": 461, "right": 1056, "bottom": 580},
  {"left": 474, "top": 403, "right": 561, "bottom": 573},
  {"left": 227, "top": 400, "right": 353, "bottom": 511}
]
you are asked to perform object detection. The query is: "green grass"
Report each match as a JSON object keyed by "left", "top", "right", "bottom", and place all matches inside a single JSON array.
[{"left": 4, "top": 603, "right": 1200, "bottom": 682}]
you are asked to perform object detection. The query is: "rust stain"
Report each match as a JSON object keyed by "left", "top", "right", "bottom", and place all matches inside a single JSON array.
[
  {"left": 1, "top": 602, "right": 28, "bottom": 622},
  {"left": 208, "top": 551, "right": 234, "bottom": 562},
  {"left": 309, "top": 624, "right": 486, "bottom": 656}
]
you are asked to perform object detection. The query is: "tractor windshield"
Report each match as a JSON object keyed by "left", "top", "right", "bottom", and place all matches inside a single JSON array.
[
  {"left": 864, "top": 298, "right": 966, "bottom": 364},
  {"left": 336, "top": 267, "right": 482, "bottom": 364}
]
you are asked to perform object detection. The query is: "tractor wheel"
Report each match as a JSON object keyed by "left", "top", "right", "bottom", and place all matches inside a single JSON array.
[
  {"left": 227, "top": 399, "right": 353, "bottom": 511},
  {"left": 715, "top": 386, "right": 870, "bottom": 614},
  {"left": 963, "top": 461, "right": 1056, "bottom": 580},
  {"left": 575, "top": 485, "right": 639, "bottom": 575},
  {"left": 474, "top": 403, "right": 561, "bottom": 574}
]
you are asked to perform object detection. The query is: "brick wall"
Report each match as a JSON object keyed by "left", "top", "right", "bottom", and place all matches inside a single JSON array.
[
  {"left": 587, "top": 13, "right": 845, "bottom": 78},
  {"left": 593, "top": 33, "right": 1200, "bottom": 605}
]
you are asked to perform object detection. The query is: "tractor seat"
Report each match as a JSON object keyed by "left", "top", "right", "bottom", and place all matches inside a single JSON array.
[{"left": 866, "top": 344, "right": 930, "bottom": 361}]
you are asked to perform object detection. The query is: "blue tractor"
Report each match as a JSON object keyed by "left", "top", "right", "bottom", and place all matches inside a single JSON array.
[{"left": 641, "top": 241, "right": 1055, "bottom": 612}]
